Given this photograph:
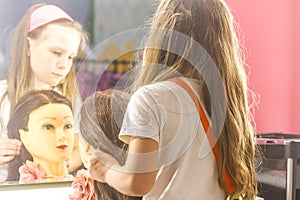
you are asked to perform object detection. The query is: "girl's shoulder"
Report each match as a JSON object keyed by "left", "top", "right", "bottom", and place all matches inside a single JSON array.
[
  {"left": 0, "top": 79, "right": 7, "bottom": 96},
  {"left": 0, "top": 79, "right": 7, "bottom": 86},
  {"left": 139, "top": 80, "right": 179, "bottom": 93},
  {"left": 138, "top": 78, "right": 193, "bottom": 98},
  {"left": 133, "top": 80, "right": 188, "bottom": 106}
]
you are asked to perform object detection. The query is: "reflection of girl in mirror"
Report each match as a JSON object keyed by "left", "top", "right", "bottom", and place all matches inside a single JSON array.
[
  {"left": 6, "top": 90, "right": 74, "bottom": 182},
  {"left": 79, "top": 89, "right": 141, "bottom": 200},
  {"left": 0, "top": 4, "right": 88, "bottom": 182}
]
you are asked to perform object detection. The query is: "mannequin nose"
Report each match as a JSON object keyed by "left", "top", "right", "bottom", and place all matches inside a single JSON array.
[{"left": 56, "top": 128, "right": 66, "bottom": 142}]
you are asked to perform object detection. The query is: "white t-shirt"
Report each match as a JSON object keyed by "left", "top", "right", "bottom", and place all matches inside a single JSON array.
[
  {"left": 0, "top": 79, "right": 81, "bottom": 182},
  {"left": 119, "top": 78, "right": 224, "bottom": 200}
]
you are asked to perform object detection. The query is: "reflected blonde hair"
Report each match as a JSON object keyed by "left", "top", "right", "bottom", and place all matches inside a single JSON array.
[
  {"left": 4, "top": 3, "right": 88, "bottom": 116},
  {"left": 135, "top": 0, "right": 257, "bottom": 199}
]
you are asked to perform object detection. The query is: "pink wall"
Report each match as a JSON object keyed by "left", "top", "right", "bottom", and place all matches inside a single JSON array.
[{"left": 226, "top": 0, "right": 300, "bottom": 134}]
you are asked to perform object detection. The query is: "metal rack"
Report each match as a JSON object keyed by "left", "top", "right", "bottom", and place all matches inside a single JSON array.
[{"left": 256, "top": 133, "right": 300, "bottom": 200}]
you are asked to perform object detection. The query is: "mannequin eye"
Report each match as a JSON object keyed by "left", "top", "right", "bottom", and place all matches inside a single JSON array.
[
  {"left": 65, "top": 124, "right": 73, "bottom": 129},
  {"left": 42, "top": 124, "right": 54, "bottom": 130}
]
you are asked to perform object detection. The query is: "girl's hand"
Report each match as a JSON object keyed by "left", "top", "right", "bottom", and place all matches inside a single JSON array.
[
  {"left": 0, "top": 138, "right": 22, "bottom": 163},
  {"left": 88, "top": 149, "right": 119, "bottom": 183}
]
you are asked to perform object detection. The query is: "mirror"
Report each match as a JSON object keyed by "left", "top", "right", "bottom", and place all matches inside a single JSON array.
[
  {"left": 0, "top": 0, "right": 155, "bottom": 187},
  {"left": 0, "top": 179, "right": 73, "bottom": 199}
]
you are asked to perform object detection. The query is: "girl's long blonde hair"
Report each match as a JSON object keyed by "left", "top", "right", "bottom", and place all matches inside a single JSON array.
[
  {"left": 135, "top": 0, "right": 257, "bottom": 199},
  {"left": 4, "top": 4, "right": 88, "bottom": 115}
]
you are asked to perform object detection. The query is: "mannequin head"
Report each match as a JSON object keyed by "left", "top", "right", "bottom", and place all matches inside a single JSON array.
[
  {"left": 20, "top": 102, "right": 74, "bottom": 164},
  {"left": 7, "top": 90, "right": 74, "bottom": 181}
]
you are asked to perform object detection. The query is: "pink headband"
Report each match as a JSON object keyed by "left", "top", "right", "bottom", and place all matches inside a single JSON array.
[{"left": 28, "top": 5, "right": 74, "bottom": 32}]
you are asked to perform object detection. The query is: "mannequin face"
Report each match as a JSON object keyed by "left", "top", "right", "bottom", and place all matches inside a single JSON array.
[{"left": 20, "top": 103, "right": 74, "bottom": 164}]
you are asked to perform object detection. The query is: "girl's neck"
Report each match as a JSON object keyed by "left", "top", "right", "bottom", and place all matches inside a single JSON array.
[
  {"left": 33, "top": 80, "right": 54, "bottom": 90},
  {"left": 33, "top": 158, "right": 69, "bottom": 177}
]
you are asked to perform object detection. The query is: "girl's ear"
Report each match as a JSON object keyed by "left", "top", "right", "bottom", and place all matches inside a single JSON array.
[
  {"left": 27, "top": 37, "right": 32, "bottom": 56},
  {"left": 19, "top": 129, "right": 29, "bottom": 147}
]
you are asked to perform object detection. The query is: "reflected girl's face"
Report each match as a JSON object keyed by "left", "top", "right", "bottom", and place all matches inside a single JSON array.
[
  {"left": 20, "top": 103, "right": 74, "bottom": 163},
  {"left": 28, "top": 24, "right": 81, "bottom": 90}
]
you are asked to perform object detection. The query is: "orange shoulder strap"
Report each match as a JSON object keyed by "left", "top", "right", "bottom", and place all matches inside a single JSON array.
[{"left": 169, "top": 77, "right": 235, "bottom": 194}]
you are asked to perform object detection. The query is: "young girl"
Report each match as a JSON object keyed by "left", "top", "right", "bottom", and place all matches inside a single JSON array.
[
  {"left": 6, "top": 90, "right": 75, "bottom": 181},
  {"left": 0, "top": 4, "right": 88, "bottom": 182},
  {"left": 79, "top": 89, "right": 142, "bottom": 200},
  {"left": 88, "top": 0, "right": 258, "bottom": 199}
]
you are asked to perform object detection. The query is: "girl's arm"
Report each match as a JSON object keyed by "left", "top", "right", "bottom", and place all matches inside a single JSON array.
[{"left": 89, "top": 136, "right": 158, "bottom": 196}]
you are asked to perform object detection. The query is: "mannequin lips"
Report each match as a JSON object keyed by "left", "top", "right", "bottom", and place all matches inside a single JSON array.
[{"left": 56, "top": 145, "right": 68, "bottom": 150}]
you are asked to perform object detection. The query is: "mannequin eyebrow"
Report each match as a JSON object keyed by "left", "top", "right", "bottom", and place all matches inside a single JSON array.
[{"left": 39, "top": 116, "right": 73, "bottom": 120}]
